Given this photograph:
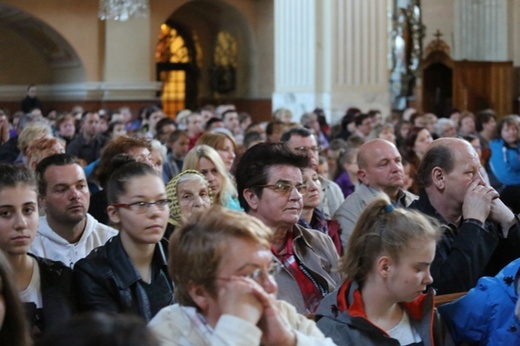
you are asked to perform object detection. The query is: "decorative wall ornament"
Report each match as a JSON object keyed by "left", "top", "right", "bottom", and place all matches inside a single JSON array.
[
  {"left": 210, "top": 31, "right": 238, "bottom": 94},
  {"left": 98, "top": 0, "right": 149, "bottom": 21},
  {"left": 424, "top": 30, "right": 451, "bottom": 58},
  {"left": 389, "top": 0, "right": 425, "bottom": 110}
]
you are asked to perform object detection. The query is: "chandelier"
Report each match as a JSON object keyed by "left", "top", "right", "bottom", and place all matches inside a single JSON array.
[{"left": 98, "top": 0, "right": 149, "bottom": 21}]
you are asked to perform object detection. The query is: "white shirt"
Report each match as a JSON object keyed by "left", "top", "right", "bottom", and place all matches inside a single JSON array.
[
  {"left": 30, "top": 213, "right": 117, "bottom": 267},
  {"left": 387, "top": 310, "right": 423, "bottom": 345},
  {"left": 149, "top": 301, "right": 336, "bottom": 346},
  {"left": 19, "top": 259, "right": 42, "bottom": 308}
]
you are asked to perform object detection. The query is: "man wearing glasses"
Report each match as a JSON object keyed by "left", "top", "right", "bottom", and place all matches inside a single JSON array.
[
  {"left": 281, "top": 127, "right": 344, "bottom": 221},
  {"left": 236, "top": 142, "right": 340, "bottom": 314}
]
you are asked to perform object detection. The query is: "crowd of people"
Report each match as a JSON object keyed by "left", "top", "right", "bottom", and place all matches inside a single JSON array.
[{"left": 1, "top": 93, "right": 520, "bottom": 345}]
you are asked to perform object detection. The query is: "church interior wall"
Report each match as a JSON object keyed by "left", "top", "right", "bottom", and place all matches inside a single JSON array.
[
  {"left": 1, "top": 0, "right": 101, "bottom": 82},
  {"left": 0, "top": 26, "right": 52, "bottom": 84},
  {"left": 421, "top": 0, "right": 454, "bottom": 56},
  {"left": 1, "top": 0, "right": 519, "bottom": 118}
]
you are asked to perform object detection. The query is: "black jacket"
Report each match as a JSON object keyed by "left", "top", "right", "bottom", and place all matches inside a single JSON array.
[
  {"left": 410, "top": 190, "right": 520, "bottom": 295},
  {"left": 26, "top": 254, "right": 76, "bottom": 336},
  {"left": 66, "top": 134, "right": 108, "bottom": 164},
  {"left": 74, "top": 235, "right": 174, "bottom": 321}
]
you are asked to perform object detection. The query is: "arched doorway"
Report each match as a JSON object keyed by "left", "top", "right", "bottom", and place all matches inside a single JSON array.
[
  {"left": 421, "top": 32, "right": 453, "bottom": 117},
  {"left": 423, "top": 62, "right": 452, "bottom": 116},
  {"left": 155, "top": 0, "right": 255, "bottom": 118}
]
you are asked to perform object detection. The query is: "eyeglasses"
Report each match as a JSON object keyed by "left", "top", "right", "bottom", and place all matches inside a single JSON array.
[
  {"left": 112, "top": 199, "right": 171, "bottom": 213},
  {"left": 217, "top": 262, "right": 282, "bottom": 285},
  {"left": 255, "top": 182, "right": 308, "bottom": 196},
  {"left": 294, "top": 146, "right": 320, "bottom": 154}
]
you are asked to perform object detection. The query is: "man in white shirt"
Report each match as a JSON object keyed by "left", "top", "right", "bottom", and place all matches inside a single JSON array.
[{"left": 31, "top": 154, "right": 117, "bottom": 267}]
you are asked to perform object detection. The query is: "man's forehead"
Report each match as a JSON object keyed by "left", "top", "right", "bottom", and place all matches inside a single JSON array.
[
  {"left": 45, "top": 164, "right": 86, "bottom": 182},
  {"left": 453, "top": 143, "right": 480, "bottom": 165},
  {"left": 225, "top": 112, "right": 238, "bottom": 119},
  {"left": 363, "top": 142, "right": 400, "bottom": 164},
  {"left": 288, "top": 134, "right": 316, "bottom": 147}
]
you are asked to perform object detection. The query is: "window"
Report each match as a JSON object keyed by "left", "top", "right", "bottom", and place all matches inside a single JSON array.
[{"left": 156, "top": 23, "right": 198, "bottom": 117}]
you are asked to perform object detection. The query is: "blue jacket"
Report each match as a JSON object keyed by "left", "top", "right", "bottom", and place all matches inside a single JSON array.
[
  {"left": 489, "top": 138, "right": 520, "bottom": 185},
  {"left": 439, "top": 258, "right": 520, "bottom": 345}
]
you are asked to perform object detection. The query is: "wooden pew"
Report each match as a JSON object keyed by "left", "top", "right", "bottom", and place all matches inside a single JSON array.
[{"left": 435, "top": 291, "right": 467, "bottom": 307}]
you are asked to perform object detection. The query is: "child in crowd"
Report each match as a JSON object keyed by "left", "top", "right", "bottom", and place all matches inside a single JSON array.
[
  {"left": 315, "top": 197, "right": 454, "bottom": 345},
  {"left": 74, "top": 161, "right": 173, "bottom": 321}
]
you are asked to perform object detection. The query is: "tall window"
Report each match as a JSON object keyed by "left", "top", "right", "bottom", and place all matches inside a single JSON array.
[
  {"left": 156, "top": 23, "right": 198, "bottom": 118},
  {"left": 210, "top": 31, "right": 238, "bottom": 94}
]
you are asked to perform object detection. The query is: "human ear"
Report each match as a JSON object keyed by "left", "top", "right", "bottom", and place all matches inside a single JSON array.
[
  {"left": 376, "top": 256, "right": 393, "bottom": 279},
  {"left": 243, "top": 188, "right": 259, "bottom": 211},
  {"left": 358, "top": 169, "right": 368, "bottom": 185},
  {"left": 188, "top": 282, "right": 210, "bottom": 312},
  {"left": 431, "top": 167, "right": 445, "bottom": 190},
  {"left": 107, "top": 205, "right": 121, "bottom": 225}
]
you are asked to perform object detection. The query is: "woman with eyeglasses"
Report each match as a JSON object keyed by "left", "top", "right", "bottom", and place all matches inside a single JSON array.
[
  {"left": 149, "top": 206, "right": 336, "bottom": 345},
  {"left": 74, "top": 161, "right": 174, "bottom": 321}
]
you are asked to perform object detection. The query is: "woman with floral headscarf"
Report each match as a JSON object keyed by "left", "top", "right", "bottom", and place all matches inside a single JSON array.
[{"left": 164, "top": 170, "right": 213, "bottom": 239}]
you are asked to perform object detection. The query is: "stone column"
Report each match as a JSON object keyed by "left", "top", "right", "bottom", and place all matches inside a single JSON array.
[
  {"left": 454, "top": 0, "right": 511, "bottom": 61},
  {"left": 273, "top": 0, "right": 390, "bottom": 124},
  {"left": 102, "top": 17, "right": 159, "bottom": 100}
]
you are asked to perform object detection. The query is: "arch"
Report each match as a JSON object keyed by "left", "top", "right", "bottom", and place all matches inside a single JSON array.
[
  {"left": 160, "top": 0, "right": 256, "bottom": 105},
  {"left": 0, "top": 3, "right": 84, "bottom": 85}
]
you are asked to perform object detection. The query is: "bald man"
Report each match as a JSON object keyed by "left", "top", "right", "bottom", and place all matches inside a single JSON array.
[
  {"left": 334, "top": 139, "right": 417, "bottom": 249},
  {"left": 410, "top": 137, "right": 520, "bottom": 294}
]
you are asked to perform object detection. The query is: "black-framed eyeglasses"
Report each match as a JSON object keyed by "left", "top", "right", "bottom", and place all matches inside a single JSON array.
[
  {"left": 112, "top": 199, "right": 171, "bottom": 214},
  {"left": 294, "top": 146, "right": 320, "bottom": 154},
  {"left": 255, "top": 182, "right": 307, "bottom": 196},
  {"left": 217, "top": 262, "right": 282, "bottom": 285}
]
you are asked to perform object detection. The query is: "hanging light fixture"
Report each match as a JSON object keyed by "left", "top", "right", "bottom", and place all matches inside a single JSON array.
[{"left": 98, "top": 0, "right": 149, "bottom": 21}]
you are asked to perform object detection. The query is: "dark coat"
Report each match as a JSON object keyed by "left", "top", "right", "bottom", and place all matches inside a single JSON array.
[
  {"left": 74, "top": 235, "right": 174, "bottom": 321},
  {"left": 410, "top": 190, "right": 520, "bottom": 295},
  {"left": 26, "top": 254, "right": 76, "bottom": 336}
]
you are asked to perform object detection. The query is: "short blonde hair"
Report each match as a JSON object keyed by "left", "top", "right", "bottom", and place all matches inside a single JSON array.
[
  {"left": 17, "top": 123, "right": 52, "bottom": 154},
  {"left": 169, "top": 206, "right": 272, "bottom": 307},
  {"left": 26, "top": 137, "right": 66, "bottom": 168}
]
